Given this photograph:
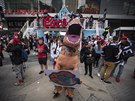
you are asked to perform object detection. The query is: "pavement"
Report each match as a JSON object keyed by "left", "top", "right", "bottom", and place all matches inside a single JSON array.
[{"left": 0, "top": 51, "right": 135, "bottom": 101}]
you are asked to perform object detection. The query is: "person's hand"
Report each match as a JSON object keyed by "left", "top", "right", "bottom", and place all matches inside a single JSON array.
[
  {"left": 89, "top": 54, "right": 92, "bottom": 57},
  {"left": 38, "top": 48, "right": 43, "bottom": 53},
  {"left": 9, "top": 40, "right": 13, "bottom": 44},
  {"left": 21, "top": 42, "right": 25, "bottom": 46}
]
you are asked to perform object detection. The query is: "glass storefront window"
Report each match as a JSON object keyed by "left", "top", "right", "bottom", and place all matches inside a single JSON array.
[{"left": 3, "top": 0, "right": 135, "bottom": 15}]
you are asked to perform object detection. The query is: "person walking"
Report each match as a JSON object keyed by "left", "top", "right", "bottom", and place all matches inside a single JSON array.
[
  {"left": 111, "top": 35, "right": 134, "bottom": 82},
  {"left": 100, "top": 36, "right": 119, "bottom": 83},
  {"left": 94, "top": 41, "right": 103, "bottom": 68},
  {"left": 37, "top": 38, "right": 48, "bottom": 74},
  {"left": 6, "top": 38, "right": 24, "bottom": 86}
]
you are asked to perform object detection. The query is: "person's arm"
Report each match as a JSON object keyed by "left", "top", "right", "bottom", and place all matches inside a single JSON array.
[
  {"left": 101, "top": 46, "right": 106, "bottom": 57},
  {"left": 6, "top": 44, "right": 14, "bottom": 52},
  {"left": 6, "top": 44, "right": 21, "bottom": 52},
  {"left": 44, "top": 44, "right": 49, "bottom": 53},
  {"left": 73, "top": 66, "right": 79, "bottom": 71},
  {"left": 92, "top": 48, "right": 96, "bottom": 57},
  {"left": 114, "top": 46, "right": 119, "bottom": 58}
]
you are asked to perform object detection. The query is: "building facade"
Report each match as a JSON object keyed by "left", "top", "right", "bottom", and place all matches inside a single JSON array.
[
  {"left": 0, "top": 0, "right": 135, "bottom": 34},
  {"left": 2, "top": 0, "right": 135, "bottom": 15}
]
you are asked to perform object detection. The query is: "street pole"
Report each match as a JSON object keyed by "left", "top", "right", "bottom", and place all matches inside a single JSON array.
[{"left": 38, "top": 0, "right": 40, "bottom": 11}]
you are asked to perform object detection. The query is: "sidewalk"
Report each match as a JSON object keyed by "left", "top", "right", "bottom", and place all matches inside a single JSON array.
[{"left": 0, "top": 52, "right": 135, "bottom": 101}]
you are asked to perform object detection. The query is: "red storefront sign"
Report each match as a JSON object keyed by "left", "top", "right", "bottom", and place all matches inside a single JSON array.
[{"left": 43, "top": 16, "right": 68, "bottom": 28}]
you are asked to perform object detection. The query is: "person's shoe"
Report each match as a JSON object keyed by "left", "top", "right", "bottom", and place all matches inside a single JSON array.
[
  {"left": 12, "top": 67, "right": 15, "bottom": 71},
  {"left": 14, "top": 80, "right": 24, "bottom": 86},
  {"left": 39, "top": 71, "right": 44, "bottom": 74},
  {"left": 84, "top": 73, "right": 87, "bottom": 75},
  {"left": 53, "top": 92, "right": 60, "bottom": 98},
  {"left": 101, "top": 78, "right": 104, "bottom": 81},
  {"left": 104, "top": 80, "right": 112, "bottom": 84},
  {"left": 66, "top": 95, "right": 73, "bottom": 101},
  {"left": 14, "top": 82, "right": 24, "bottom": 86},
  {"left": 97, "top": 73, "right": 100, "bottom": 77},
  {"left": 115, "top": 77, "right": 120, "bottom": 82},
  {"left": 89, "top": 75, "right": 93, "bottom": 79}
]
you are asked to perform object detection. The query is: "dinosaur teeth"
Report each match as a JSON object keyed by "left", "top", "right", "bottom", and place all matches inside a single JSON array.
[{"left": 67, "top": 37, "right": 80, "bottom": 44}]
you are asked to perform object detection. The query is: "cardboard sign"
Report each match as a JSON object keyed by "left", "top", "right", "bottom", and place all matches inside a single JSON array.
[{"left": 45, "top": 70, "right": 80, "bottom": 88}]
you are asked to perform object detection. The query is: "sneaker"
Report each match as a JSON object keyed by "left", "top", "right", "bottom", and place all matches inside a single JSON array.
[
  {"left": 84, "top": 73, "right": 87, "bottom": 75},
  {"left": 14, "top": 80, "right": 24, "bottom": 86},
  {"left": 53, "top": 92, "right": 60, "bottom": 98},
  {"left": 115, "top": 77, "right": 120, "bottom": 82},
  {"left": 66, "top": 95, "right": 73, "bottom": 101},
  {"left": 39, "top": 71, "right": 44, "bottom": 74},
  {"left": 101, "top": 78, "right": 104, "bottom": 81},
  {"left": 89, "top": 75, "right": 93, "bottom": 79},
  {"left": 104, "top": 80, "right": 112, "bottom": 84},
  {"left": 12, "top": 67, "right": 15, "bottom": 71},
  {"left": 97, "top": 73, "right": 100, "bottom": 77}
]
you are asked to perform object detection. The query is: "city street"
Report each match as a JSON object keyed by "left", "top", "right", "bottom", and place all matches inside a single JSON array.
[
  {"left": 0, "top": 51, "right": 135, "bottom": 101},
  {"left": 0, "top": 0, "right": 135, "bottom": 101}
]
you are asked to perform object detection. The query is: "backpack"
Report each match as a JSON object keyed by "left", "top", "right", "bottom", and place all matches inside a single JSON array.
[{"left": 21, "top": 49, "right": 28, "bottom": 62}]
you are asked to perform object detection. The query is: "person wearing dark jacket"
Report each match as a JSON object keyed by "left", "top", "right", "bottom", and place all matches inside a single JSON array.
[
  {"left": 6, "top": 38, "right": 24, "bottom": 86},
  {"left": 100, "top": 41, "right": 119, "bottom": 83},
  {"left": 111, "top": 36, "right": 133, "bottom": 82},
  {"left": 83, "top": 42, "right": 95, "bottom": 78}
]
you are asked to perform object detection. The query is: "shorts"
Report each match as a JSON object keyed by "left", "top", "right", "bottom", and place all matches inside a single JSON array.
[{"left": 38, "top": 58, "right": 47, "bottom": 65}]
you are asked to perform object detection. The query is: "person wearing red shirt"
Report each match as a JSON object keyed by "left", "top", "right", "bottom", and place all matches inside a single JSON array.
[{"left": 37, "top": 38, "right": 48, "bottom": 74}]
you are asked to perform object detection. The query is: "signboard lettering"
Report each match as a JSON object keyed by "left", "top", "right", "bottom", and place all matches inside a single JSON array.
[{"left": 43, "top": 16, "right": 68, "bottom": 28}]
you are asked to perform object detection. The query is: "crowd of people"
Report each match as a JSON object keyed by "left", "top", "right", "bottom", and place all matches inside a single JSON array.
[
  {"left": 0, "top": 32, "right": 134, "bottom": 87},
  {"left": 0, "top": 29, "right": 134, "bottom": 101},
  {"left": 80, "top": 34, "right": 135, "bottom": 83},
  {"left": 0, "top": 33, "right": 64, "bottom": 85}
]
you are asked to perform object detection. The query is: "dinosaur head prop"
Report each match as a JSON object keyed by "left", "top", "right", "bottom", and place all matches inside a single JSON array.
[{"left": 63, "top": 18, "right": 82, "bottom": 49}]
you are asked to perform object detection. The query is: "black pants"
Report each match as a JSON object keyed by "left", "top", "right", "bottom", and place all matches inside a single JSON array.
[
  {"left": 84, "top": 62, "right": 92, "bottom": 76},
  {"left": 94, "top": 54, "right": 101, "bottom": 67},
  {"left": 0, "top": 52, "right": 4, "bottom": 59},
  {"left": 0, "top": 57, "right": 2, "bottom": 66}
]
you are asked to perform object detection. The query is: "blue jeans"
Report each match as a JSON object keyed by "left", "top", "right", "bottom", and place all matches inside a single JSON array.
[{"left": 111, "top": 60, "right": 127, "bottom": 78}]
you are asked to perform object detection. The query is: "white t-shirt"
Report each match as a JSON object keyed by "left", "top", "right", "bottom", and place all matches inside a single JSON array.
[{"left": 50, "top": 42, "right": 57, "bottom": 59}]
